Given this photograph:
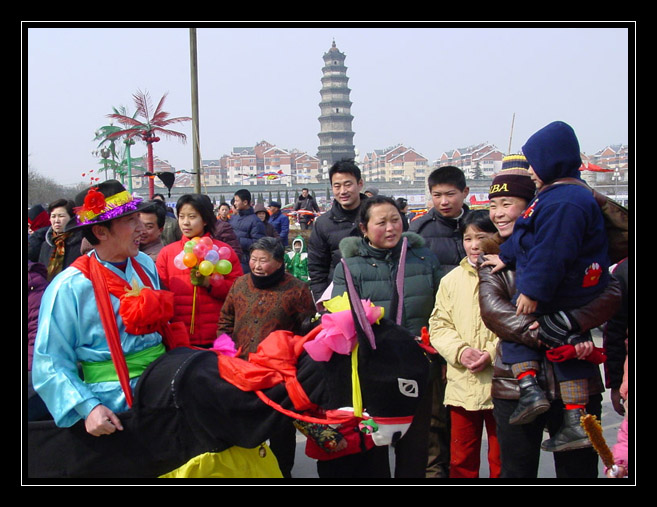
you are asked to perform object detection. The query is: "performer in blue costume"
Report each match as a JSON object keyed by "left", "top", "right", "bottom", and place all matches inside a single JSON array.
[{"left": 32, "top": 180, "right": 167, "bottom": 435}]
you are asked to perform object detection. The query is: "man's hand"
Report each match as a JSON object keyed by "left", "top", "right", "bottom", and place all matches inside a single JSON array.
[
  {"left": 85, "top": 404, "right": 124, "bottom": 437},
  {"left": 573, "top": 340, "right": 594, "bottom": 360}
]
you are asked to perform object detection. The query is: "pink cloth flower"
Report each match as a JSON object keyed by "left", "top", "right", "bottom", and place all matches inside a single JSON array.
[
  {"left": 303, "top": 300, "right": 384, "bottom": 361},
  {"left": 212, "top": 333, "right": 238, "bottom": 357}
]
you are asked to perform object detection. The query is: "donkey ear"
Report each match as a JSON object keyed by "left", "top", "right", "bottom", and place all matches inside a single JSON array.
[{"left": 340, "top": 259, "right": 377, "bottom": 350}]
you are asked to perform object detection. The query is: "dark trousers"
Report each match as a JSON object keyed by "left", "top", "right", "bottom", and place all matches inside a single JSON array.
[
  {"left": 493, "top": 394, "right": 602, "bottom": 478},
  {"left": 316, "top": 445, "right": 391, "bottom": 479},
  {"left": 425, "top": 363, "right": 451, "bottom": 478},
  {"left": 269, "top": 420, "right": 297, "bottom": 478}
]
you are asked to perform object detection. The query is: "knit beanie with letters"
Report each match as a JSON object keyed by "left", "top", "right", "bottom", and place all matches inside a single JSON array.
[{"left": 489, "top": 155, "right": 536, "bottom": 201}]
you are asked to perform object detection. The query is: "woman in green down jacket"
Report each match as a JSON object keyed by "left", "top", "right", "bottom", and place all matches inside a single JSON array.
[{"left": 331, "top": 195, "right": 443, "bottom": 479}]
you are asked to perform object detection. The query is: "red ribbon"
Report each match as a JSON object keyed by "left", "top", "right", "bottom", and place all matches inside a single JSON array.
[{"left": 72, "top": 255, "right": 185, "bottom": 407}]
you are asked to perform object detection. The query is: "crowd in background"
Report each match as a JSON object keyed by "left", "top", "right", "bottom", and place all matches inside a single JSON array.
[{"left": 26, "top": 121, "right": 630, "bottom": 480}]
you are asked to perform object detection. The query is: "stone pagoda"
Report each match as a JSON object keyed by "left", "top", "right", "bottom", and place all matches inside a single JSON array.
[{"left": 317, "top": 40, "right": 356, "bottom": 168}]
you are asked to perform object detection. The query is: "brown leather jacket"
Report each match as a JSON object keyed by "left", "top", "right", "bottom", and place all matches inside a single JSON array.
[{"left": 477, "top": 253, "right": 622, "bottom": 400}]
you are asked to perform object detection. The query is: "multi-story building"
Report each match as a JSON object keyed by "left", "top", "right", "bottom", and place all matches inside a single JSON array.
[
  {"left": 201, "top": 159, "right": 224, "bottom": 186},
  {"left": 215, "top": 141, "right": 321, "bottom": 187},
  {"left": 437, "top": 142, "right": 505, "bottom": 179},
  {"left": 361, "top": 144, "right": 430, "bottom": 183},
  {"left": 591, "top": 144, "right": 629, "bottom": 172},
  {"left": 292, "top": 151, "right": 321, "bottom": 185}
]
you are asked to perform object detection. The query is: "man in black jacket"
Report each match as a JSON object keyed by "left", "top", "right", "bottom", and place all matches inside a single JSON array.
[
  {"left": 409, "top": 165, "right": 470, "bottom": 478},
  {"left": 409, "top": 166, "right": 470, "bottom": 273},
  {"left": 294, "top": 188, "right": 320, "bottom": 230},
  {"left": 307, "top": 160, "right": 366, "bottom": 302}
]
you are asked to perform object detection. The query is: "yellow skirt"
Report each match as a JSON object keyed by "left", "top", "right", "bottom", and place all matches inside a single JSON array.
[{"left": 159, "top": 444, "right": 283, "bottom": 479}]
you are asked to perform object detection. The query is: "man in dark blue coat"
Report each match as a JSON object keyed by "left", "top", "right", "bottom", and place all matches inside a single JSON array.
[
  {"left": 267, "top": 201, "right": 289, "bottom": 247},
  {"left": 230, "top": 189, "right": 266, "bottom": 272}
]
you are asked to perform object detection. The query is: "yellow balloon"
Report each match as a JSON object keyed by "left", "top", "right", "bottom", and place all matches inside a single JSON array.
[{"left": 198, "top": 260, "right": 214, "bottom": 276}]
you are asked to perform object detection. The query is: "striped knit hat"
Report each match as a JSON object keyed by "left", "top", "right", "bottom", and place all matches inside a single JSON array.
[
  {"left": 489, "top": 155, "right": 536, "bottom": 201},
  {"left": 501, "top": 154, "right": 531, "bottom": 171}
]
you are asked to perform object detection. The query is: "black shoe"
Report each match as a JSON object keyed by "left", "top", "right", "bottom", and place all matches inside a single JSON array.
[
  {"left": 541, "top": 408, "right": 593, "bottom": 452},
  {"left": 509, "top": 375, "right": 550, "bottom": 425}
]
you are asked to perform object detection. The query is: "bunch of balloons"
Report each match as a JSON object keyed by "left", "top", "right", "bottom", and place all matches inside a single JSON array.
[{"left": 173, "top": 236, "right": 234, "bottom": 286}]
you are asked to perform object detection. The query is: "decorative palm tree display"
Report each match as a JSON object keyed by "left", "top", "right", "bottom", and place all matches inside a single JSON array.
[
  {"left": 93, "top": 106, "right": 146, "bottom": 193},
  {"left": 107, "top": 90, "right": 191, "bottom": 197}
]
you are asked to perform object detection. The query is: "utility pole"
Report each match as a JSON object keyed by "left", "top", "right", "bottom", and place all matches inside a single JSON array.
[
  {"left": 507, "top": 112, "right": 515, "bottom": 154},
  {"left": 190, "top": 28, "right": 201, "bottom": 193}
]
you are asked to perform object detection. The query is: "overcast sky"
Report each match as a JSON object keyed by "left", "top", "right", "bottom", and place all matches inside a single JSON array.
[{"left": 25, "top": 23, "right": 632, "bottom": 186}]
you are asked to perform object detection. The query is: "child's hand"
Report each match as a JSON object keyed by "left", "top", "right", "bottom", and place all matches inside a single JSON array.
[
  {"left": 480, "top": 254, "right": 506, "bottom": 273},
  {"left": 606, "top": 464, "right": 627, "bottom": 478},
  {"left": 469, "top": 351, "right": 492, "bottom": 373},
  {"left": 515, "top": 293, "right": 537, "bottom": 315},
  {"left": 460, "top": 348, "right": 491, "bottom": 372}
]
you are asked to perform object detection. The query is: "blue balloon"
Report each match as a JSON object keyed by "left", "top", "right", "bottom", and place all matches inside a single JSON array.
[{"left": 205, "top": 249, "right": 219, "bottom": 264}]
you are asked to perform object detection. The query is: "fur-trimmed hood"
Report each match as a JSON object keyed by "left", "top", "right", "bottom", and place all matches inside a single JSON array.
[
  {"left": 290, "top": 234, "right": 307, "bottom": 253},
  {"left": 339, "top": 231, "right": 426, "bottom": 259},
  {"left": 331, "top": 231, "right": 442, "bottom": 337}
]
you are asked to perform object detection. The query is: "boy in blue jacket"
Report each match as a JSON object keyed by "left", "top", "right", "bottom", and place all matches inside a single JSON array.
[{"left": 487, "top": 121, "right": 610, "bottom": 452}]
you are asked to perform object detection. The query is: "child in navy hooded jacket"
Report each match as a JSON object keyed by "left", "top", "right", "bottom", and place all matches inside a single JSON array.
[{"left": 493, "top": 121, "right": 610, "bottom": 452}]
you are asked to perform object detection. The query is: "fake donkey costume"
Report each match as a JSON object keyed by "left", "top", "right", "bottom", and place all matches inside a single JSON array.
[{"left": 28, "top": 239, "right": 432, "bottom": 478}]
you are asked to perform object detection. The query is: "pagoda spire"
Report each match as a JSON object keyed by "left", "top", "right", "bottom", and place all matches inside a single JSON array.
[{"left": 317, "top": 40, "right": 356, "bottom": 168}]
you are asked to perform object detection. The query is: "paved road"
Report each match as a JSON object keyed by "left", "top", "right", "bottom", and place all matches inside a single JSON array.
[{"left": 289, "top": 329, "right": 626, "bottom": 481}]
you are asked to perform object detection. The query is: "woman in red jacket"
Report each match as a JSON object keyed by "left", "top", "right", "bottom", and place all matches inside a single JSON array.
[{"left": 157, "top": 194, "right": 243, "bottom": 347}]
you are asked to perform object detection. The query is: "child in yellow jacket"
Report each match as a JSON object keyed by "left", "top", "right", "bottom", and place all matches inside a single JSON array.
[{"left": 429, "top": 210, "right": 501, "bottom": 478}]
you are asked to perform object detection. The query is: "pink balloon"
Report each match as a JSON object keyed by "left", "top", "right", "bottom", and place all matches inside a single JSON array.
[
  {"left": 173, "top": 251, "right": 186, "bottom": 270},
  {"left": 218, "top": 246, "right": 232, "bottom": 260},
  {"left": 193, "top": 243, "right": 209, "bottom": 260},
  {"left": 199, "top": 236, "right": 213, "bottom": 248}
]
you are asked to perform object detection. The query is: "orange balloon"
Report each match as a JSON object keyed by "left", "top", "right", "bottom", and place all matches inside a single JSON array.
[{"left": 183, "top": 252, "right": 198, "bottom": 268}]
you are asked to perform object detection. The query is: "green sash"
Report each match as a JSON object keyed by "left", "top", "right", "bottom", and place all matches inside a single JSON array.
[{"left": 81, "top": 343, "right": 165, "bottom": 383}]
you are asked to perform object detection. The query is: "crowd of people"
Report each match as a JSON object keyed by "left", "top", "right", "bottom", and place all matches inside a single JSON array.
[{"left": 26, "top": 120, "right": 630, "bottom": 480}]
